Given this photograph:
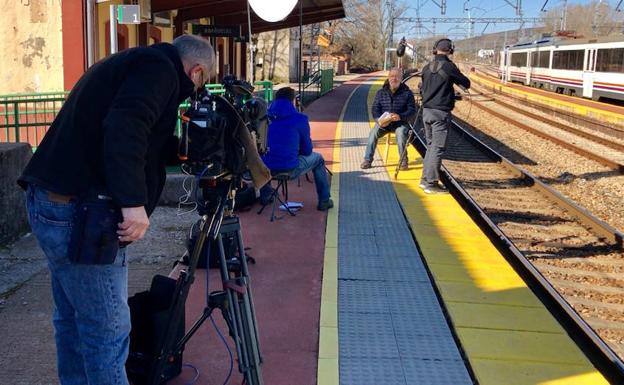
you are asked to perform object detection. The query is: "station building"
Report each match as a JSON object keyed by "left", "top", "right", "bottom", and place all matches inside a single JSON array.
[{"left": 1, "top": 0, "right": 345, "bottom": 94}]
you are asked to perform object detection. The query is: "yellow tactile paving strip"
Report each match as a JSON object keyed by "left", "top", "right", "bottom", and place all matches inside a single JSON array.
[
  {"left": 317, "top": 85, "right": 358, "bottom": 385},
  {"left": 368, "top": 78, "right": 611, "bottom": 385},
  {"left": 471, "top": 73, "right": 624, "bottom": 127}
]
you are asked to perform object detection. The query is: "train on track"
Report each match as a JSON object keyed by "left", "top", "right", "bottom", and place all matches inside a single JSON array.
[{"left": 499, "top": 36, "right": 624, "bottom": 101}]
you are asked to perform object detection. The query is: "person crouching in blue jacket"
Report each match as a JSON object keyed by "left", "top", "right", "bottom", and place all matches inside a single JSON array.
[{"left": 260, "top": 87, "right": 333, "bottom": 211}]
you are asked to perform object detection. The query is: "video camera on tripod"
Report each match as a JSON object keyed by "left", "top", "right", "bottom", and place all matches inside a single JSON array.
[
  {"left": 180, "top": 75, "right": 269, "bottom": 177},
  {"left": 126, "top": 76, "right": 267, "bottom": 385}
]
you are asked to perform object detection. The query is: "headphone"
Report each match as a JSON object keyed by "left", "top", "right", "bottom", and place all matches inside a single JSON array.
[{"left": 432, "top": 38, "right": 454, "bottom": 55}]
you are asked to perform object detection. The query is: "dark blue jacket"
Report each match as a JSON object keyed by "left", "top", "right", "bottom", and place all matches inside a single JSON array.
[
  {"left": 261, "top": 98, "right": 313, "bottom": 171},
  {"left": 372, "top": 81, "right": 416, "bottom": 131}
]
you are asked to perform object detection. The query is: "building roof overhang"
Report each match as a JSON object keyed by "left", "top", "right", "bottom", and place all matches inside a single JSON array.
[{"left": 151, "top": 0, "right": 345, "bottom": 34}]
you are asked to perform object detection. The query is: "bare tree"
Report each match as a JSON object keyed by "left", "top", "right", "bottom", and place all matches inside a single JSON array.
[
  {"left": 543, "top": 0, "right": 624, "bottom": 37},
  {"left": 330, "top": 0, "right": 408, "bottom": 70}
]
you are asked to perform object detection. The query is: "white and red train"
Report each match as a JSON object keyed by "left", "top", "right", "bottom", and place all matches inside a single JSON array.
[{"left": 499, "top": 36, "right": 624, "bottom": 101}]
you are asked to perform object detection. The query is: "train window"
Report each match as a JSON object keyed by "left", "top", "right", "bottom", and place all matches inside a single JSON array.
[
  {"left": 552, "top": 49, "right": 584, "bottom": 70},
  {"left": 539, "top": 51, "right": 550, "bottom": 68},
  {"left": 596, "top": 48, "right": 624, "bottom": 73},
  {"left": 531, "top": 51, "right": 551, "bottom": 68},
  {"left": 511, "top": 52, "right": 527, "bottom": 67}
]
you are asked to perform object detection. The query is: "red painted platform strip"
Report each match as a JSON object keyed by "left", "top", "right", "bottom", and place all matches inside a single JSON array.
[{"left": 168, "top": 74, "right": 376, "bottom": 385}]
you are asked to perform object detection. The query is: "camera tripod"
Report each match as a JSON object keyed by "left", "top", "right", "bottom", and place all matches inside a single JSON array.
[
  {"left": 394, "top": 99, "right": 423, "bottom": 180},
  {"left": 149, "top": 176, "right": 263, "bottom": 385}
]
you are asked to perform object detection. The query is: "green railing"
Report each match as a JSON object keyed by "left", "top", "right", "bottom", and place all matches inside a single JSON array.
[
  {"left": 254, "top": 80, "right": 273, "bottom": 102},
  {"left": 0, "top": 92, "right": 68, "bottom": 151},
  {"left": 320, "top": 69, "right": 334, "bottom": 96},
  {"left": 300, "top": 69, "right": 334, "bottom": 106},
  {"left": 1, "top": 80, "right": 273, "bottom": 150}
]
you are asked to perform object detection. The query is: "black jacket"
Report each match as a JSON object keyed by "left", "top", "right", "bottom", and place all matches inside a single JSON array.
[
  {"left": 420, "top": 55, "right": 470, "bottom": 111},
  {"left": 371, "top": 81, "right": 416, "bottom": 131},
  {"left": 18, "top": 43, "right": 195, "bottom": 215}
]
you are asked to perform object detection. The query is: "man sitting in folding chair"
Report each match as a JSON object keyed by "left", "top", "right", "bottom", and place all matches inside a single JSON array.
[
  {"left": 259, "top": 87, "right": 333, "bottom": 212},
  {"left": 361, "top": 67, "right": 416, "bottom": 170}
]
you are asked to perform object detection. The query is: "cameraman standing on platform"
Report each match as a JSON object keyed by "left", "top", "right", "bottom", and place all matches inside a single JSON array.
[
  {"left": 17, "top": 35, "right": 215, "bottom": 385},
  {"left": 419, "top": 38, "right": 470, "bottom": 194}
]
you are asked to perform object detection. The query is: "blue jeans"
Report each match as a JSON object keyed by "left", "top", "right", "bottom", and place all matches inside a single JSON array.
[
  {"left": 260, "top": 152, "right": 331, "bottom": 204},
  {"left": 363, "top": 123, "right": 409, "bottom": 162},
  {"left": 25, "top": 186, "right": 130, "bottom": 385}
]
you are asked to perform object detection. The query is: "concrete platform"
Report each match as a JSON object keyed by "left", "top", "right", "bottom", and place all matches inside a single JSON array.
[{"left": 0, "top": 73, "right": 614, "bottom": 385}]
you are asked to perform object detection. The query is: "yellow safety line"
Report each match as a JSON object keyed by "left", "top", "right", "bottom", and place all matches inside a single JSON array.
[
  {"left": 366, "top": 80, "right": 611, "bottom": 385},
  {"left": 317, "top": 83, "right": 359, "bottom": 385},
  {"left": 471, "top": 73, "right": 624, "bottom": 126}
]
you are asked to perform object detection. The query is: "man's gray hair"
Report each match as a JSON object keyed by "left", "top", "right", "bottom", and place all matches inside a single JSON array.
[{"left": 172, "top": 34, "right": 215, "bottom": 71}]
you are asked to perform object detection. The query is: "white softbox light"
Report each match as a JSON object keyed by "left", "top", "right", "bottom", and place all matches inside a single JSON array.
[{"left": 248, "top": 0, "right": 298, "bottom": 22}]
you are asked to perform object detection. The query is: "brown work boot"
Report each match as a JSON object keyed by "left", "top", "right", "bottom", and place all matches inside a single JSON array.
[{"left": 360, "top": 160, "right": 372, "bottom": 169}]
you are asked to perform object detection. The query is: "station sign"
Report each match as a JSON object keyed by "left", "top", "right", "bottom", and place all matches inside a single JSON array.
[
  {"left": 192, "top": 24, "right": 242, "bottom": 38},
  {"left": 317, "top": 35, "right": 330, "bottom": 47},
  {"left": 117, "top": 5, "right": 141, "bottom": 25}
]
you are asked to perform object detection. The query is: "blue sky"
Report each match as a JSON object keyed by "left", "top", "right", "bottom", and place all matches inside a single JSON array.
[{"left": 395, "top": 0, "right": 596, "bottom": 38}]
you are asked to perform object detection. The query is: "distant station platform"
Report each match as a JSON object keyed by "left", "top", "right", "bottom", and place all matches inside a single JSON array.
[
  {"left": 469, "top": 71, "right": 624, "bottom": 127},
  {"left": 170, "top": 73, "right": 610, "bottom": 385}
]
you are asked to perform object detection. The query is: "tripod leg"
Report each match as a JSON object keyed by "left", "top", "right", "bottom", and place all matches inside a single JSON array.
[
  {"left": 174, "top": 301, "right": 217, "bottom": 352},
  {"left": 148, "top": 214, "right": 215, "bottom": 385},
  {"left": 394, "top": 129, "right": 414, "bottom": 180},
  {"left": 217, "top": 233, "right": 252, "bottom": 372},
  {"left": 235, "top": 228, "right": 263, "bottom": 366},
  {"left": 226, "top": 218, "right": 264, "bottom": 385},
  {"left": 235, "top": 229, "right": 263, "bottom": 359}
]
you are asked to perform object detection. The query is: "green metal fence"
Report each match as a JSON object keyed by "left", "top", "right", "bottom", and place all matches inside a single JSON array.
[
  {"left": 0, "top": 92, "right": 68, "bottom": 151},
  {"left": 320, "top": 69, "right": 334, "bottom": 96},
  {"left": 254, "top": 80, "right": 273, "bottom": 102},
  {"left": 1, "top": 81, "right": 274, "bottom": 151}
]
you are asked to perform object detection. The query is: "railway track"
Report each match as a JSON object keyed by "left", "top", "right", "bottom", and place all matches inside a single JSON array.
[
  {"left": 465, "top": 66, "right": 624, "bottom": 139},
  {"left": 411, "top": 119, "right": 624, "bottom": 381},
  {"left": 464, "top": 84, "right": 624, "bottom": 173}
]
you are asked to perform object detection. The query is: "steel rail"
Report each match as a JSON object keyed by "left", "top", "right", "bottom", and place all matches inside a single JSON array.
[
  {"left": 452, "top": 116, "right": 624, "bottom": 247},
  {"left": 480, "top": 90, "right": 624, "bottom": 153},
  {"left": 409, "top": 117, "right": 624, "bottom": 384},
  {"left": 467, "top": 70, "right": 624, "bottom": 139},
  {"left": 469, "top": 98, "right": 624, "bottom": 173},
  {"left": 471, "top": 78, "right": 624, "bottom": 146}
]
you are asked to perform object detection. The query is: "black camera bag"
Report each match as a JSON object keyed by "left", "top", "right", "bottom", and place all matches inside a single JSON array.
[{"left": 126, "top": 274, "right": 184, "bottom": 384}]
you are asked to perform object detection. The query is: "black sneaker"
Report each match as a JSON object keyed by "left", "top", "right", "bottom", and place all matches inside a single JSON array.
[
  {"left": 360, "top": 160, "right": 372, "bottom": 169},
  {"left": 317, "top": 199, "right": 334, "bottom": 211},
  {"left": 423, "top": 184, "right": 449, "bottom": 194}
]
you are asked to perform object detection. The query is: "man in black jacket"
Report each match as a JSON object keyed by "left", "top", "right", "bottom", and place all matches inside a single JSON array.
[
  {"left": 419, "top": 38, "right": 470, "bottom": 194},
  {"left": 361, "top": 67, "right": 416, "bottom": 170},
  {"left": 18, "top": 35, "right": 214, "bottom": 385}
]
